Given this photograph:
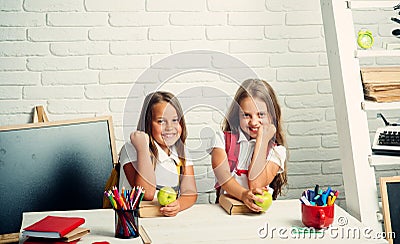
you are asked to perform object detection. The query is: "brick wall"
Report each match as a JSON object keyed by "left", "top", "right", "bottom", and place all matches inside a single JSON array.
[{"left": 0, "top": 0, "right": 351, "bottom": 206}]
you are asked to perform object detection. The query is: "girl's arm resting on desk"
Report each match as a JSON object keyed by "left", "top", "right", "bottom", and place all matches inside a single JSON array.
[
  {"left": 160, "top": 165, "right": 197, "bottom": 217},
  {"left": 211, "top": 148, "right": 263, "bottom": 212}
]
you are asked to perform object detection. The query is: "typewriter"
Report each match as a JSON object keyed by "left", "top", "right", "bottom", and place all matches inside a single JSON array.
[{"left": 372, "top": 113, "right": 400, "bottom": 156}]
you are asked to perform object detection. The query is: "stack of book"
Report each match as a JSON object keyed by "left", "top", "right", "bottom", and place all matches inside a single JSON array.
[
  {"left": 219, "top": 194, "right": 253, "bottom": 215},
  {"left": 21, "top": 216, "right": 89, "bottom": 243},
  {"left": 139, "top": 201, "right": 164, "bottom": 217},
  {"left": 361, "top": 67, "right": 400, "bottom": 102}
]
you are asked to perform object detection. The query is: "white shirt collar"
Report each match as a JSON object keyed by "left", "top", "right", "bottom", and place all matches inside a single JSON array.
[
  {"left": 238, "top": 128, "right": 256, "bottom": 143},
  {"left": 154, "top": 142, "right": 180, "bottom": 164}
]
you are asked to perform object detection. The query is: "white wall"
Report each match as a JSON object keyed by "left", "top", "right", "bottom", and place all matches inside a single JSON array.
[{"left": 0, "top": 0, "right": 349, "bottom": 205}]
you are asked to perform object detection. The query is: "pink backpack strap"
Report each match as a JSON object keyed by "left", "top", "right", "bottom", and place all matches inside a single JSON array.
[
  {"left": 223, "top": 131, "right": 240, "bottom": 173},
  {"left": 215, "top": 132, "right": 240, "bottom": 203}
]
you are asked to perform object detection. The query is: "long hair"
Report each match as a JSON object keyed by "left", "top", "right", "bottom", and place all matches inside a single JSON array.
[
  {"left": 137, "top": 91, "right": 187, "bottom": 169},
  {"left": 222, "top": 79, "right": 288, "bottom": 199}
]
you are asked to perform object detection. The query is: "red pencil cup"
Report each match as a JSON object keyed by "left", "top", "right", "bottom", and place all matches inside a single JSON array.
[
  {"left": 301, "top": 204, "right": 334, "bottom": 229},
  {"left": 114, "top": 209, "right": 139, "bottom": 239}
]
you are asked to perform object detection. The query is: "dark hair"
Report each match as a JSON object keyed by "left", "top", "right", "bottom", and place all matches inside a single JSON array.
[
  {"left": 137, "top": 91, "right": 187, "bottom": 168},
  {"left": 223, "top": 79, "right": 288, "bottom": 199}
]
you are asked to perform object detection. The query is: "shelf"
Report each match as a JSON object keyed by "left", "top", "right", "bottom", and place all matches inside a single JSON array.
[
  {"left": 369, "top": 154, "right": 400, "bottom": 166},
  {"left": 356, "top": 49, "right": 400, "bottom": 58},
  {"left": 321, "top": 0, "right": 398, "bottom": 232},
  {"left": 348, "top": 1, "right": 398, "bottom": 9},
  {"left": 362, "top": 101, "right": 400, "bottom": 111}
]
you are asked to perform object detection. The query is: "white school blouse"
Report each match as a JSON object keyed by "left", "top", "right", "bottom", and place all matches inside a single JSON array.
[
  {"left": 118, "top": 141, "right": 193, "bottom": 197},
  {"left": 208, "top": 129, "right": 286, "bottom": 190}
]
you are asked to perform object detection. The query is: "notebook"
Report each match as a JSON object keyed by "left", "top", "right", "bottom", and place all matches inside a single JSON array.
[{"left": 22, "top": 216, "right": 85, "bottom": 239}]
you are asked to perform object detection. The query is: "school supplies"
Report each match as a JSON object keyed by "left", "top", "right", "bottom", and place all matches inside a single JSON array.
[
  {"left": 301, "top": 203, "right": 334, "bottom": 229},
  {"left": 23, "top": 227, "right": 90, "bottom": 243},
  {"left": 104, "top": 185, "right": 144, "bottom": 238},
  {"left": 22, "top": 216, "right": 85, "bottom": 239},
  {"left": 138, "top": 201, "right": 164, "bottom": 218},
  {"left": 218, "top": 194, "right": 253, "bottom": 215},
  {"left": 299, "top": 185, "right": 339, "bottom": 206},
  {"left": 104, "top": 186, "right": 145, "bottom": 211},
  {"left": 114, "top": 209, "right": 139, "bottom": 239},
  {"left": 139, "top": 225, "right": 152, "bottom": 244}
]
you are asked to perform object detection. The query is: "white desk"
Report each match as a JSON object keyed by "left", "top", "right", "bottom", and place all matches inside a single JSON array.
[{"left": 19, "top": 200, "right": 387, "bottom": 243}]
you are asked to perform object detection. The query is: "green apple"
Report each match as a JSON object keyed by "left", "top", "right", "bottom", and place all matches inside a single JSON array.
[
  {"left": 254, "top": 190, "right": 273, "bottom": 212},
  {"left": 157, "top": 186, "right": 177, "bottom": 206}
]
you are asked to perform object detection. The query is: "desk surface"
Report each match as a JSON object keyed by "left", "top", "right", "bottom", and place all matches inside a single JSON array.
[{"left": 19, "top": 200, "right": 387, "bottom": 243}]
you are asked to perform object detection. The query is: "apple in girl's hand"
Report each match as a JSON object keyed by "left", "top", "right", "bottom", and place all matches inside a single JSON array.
[
  {"left": 157, "top": 186, "right": 177, "bottom": 206},
  {"left": 254, "top": 191, "right": 273, "bottom": 212}
]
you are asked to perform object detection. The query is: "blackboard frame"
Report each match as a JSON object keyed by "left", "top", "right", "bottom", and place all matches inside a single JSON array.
[
  {"left": 0, "top": 116, "right": 118, "bottom": 236},
  {"left": 380, "top": 176, "right": 400, "bottom": 244}
]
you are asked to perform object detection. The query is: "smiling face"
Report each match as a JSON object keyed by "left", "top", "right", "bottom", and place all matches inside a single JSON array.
[
  {"left": 239, "top": 96, "right": 270, "bottom": 139},
  {"left": 151, "top": 101, "right": 182, "bottom": 153}
]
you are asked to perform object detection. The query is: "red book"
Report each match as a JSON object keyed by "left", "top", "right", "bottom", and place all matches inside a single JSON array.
[{"left": 22, "top": 216, "right": 85, "bottom": 238}]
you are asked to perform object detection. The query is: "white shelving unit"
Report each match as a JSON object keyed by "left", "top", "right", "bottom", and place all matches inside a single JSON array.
[
  {"left": 320, "top": 0, "right": 399, "bottom": 232},
  {"left": 369, "top": 154, "right": 400, "bottom": 166},
  {"left": 356, "top": 50, "right": 400, "bottom": 58}
]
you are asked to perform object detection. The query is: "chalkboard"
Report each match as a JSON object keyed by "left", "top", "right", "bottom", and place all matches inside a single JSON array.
[
  {"left": 380, "top": 176, "right": 400, "bottom": 244},
  {"left": 0, "top": 116, "right": 117, "bottom": 235}
]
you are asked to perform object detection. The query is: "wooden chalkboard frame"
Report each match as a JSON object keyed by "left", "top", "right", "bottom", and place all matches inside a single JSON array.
[
  {"left": 0, "top": 115, "right": 117, "bottom": 168},
  {"left": 0, "top": 116, "right": 118, "bottom": 239},
  {"left": 380, "top": 176, "right": 400, "bottom": 244}
]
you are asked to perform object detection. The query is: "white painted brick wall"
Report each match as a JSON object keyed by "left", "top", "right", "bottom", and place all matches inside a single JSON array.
[
  {"left": 0, "top": 43, "right": 49, "bottom": 56},
  {"left": 0, "top": 13, "right": 45, "bottom": 26},
  {"left": 109, "top": 13, "right": 168, "bottom": 27},
  {"left": 0, "top": 28, "right": 26, "bottom": 41},
  {"left": 50, "top": 42, "right": 108, "bottom": 56},
  {"left": 0, "top": 0, "right": 22, "bottom": 11},
  {"left": 23, "top": 86, "right": 84, "bottom": 99},
  {"left": 41, "top": 71, "right": 98, "bottom": 85},
  {"left": 89, "top": 27, "right": 147, "bottom": 41},
  {"left": 0, "top": 57, "right": 26, "bottom": 71},
  {"left": 47, "top": 13, "right": 108, "bottom": 27},
  {"left": 146, "top": 0, "right": 205, "bottom": 12},
  {"left": 27, "top": 57, "right": 87, "bottom": 71},
  {"left": 23, "top": 0, "right": 84, "bottom": 12},
  {"left": 28, "top": 28, "right": 87, "bottom": 42},
  {"left": 1, "top": 0, "right": 392, "bottom": 207}
]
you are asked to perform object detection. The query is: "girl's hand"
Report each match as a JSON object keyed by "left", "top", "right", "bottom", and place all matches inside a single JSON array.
[
  {"left": 160, "top": 199, "right": 180, "bottom": 217},
  {"left": 241, "top": 188, "right": 264, "bottom": 212},
  {"left": 257, "top": 123, "right": 276, "bottom": 145},
  {"left": 130, "top": 131, "right": 150, "bottom": 152}
]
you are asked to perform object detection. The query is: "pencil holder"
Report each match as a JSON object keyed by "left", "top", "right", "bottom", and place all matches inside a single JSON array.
[
  {"left": 301, "top": 204, "right": 334, "bottom": 229},
  {"left": 114, "top": 209, "right": 139, "bottom": 239}
]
